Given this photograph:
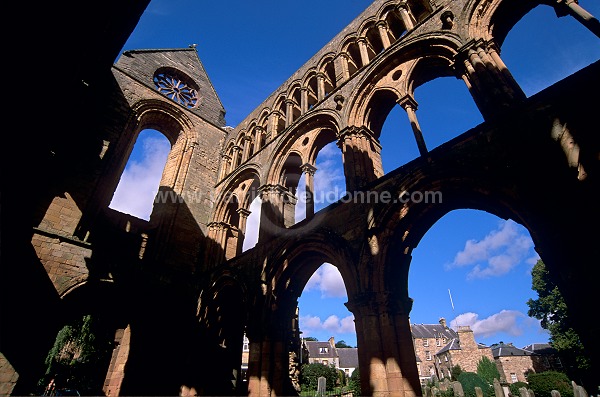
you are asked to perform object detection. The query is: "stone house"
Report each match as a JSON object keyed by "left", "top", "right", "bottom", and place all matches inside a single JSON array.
[
  {"left": 491, "top": 342, "right": 538, "bottom": 384},
  {"left": 411, "top": 318, "right": 460, "bottom": 384},
  {"left": 431, "top": 324, "right": 495, "bottom": 383},
  {"left": 522, "top": 343, "right": 564, "bottom": 375},
  {"left": 302, "top": 337, "right": 359, "bottom": 378}
]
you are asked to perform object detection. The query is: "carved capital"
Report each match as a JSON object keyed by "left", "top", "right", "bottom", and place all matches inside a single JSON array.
[
  {"left": 301, "top": 163, "right": 317, "bottom": 176},
  {"left": 397, "top": 94, "right": 418, "bottom": 110}
]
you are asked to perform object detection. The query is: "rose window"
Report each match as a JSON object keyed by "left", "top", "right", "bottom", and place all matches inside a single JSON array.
[{"left": 153, "top": 71, "right": 199, "bottom": 108}]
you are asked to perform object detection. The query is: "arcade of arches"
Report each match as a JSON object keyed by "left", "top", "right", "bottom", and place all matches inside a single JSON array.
[{"left": 2, "top": 0, "right": 599, "bottom": 396}]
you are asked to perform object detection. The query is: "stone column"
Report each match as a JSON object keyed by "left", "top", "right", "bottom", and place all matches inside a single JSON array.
[
  {"left": 206, "top": 221, "right": 230, "bottom": 265},
  {"left": 103, "top": 326, "right": 131, "bottom": 397},
  {"left": 455, "top": 39, "right": 525, "bottom": 120},
  {"left": 357, "top": 37, "right": 370, "bottom": 67},
  {"left": 300, "top": 87, "right": 308, "bottom": 114},
  {"left": 377, "top": 21, "right": 391, "bottom": 49},
  {"left": 398, "top": 95, "right": 428, "bottom": 157},
  {"left": 337, "top": 126, "right": 383, "bottom": 192},
  {"left": 486, "top": 42, "right": 525, "bottom": 100},
  {"left": 231, "top": 145, "right": 242, "bottom": 170},
  {"left": 335, "top": 53, "right": 351, "bottom": 84},
  {"left": 301, "top": 163, "right": 317, "bottom": 219},
  {"left": 316, "top": 73, "right": 326, "bottom": 101},
  {"left": 242, "top": 135, "right": 252, "bottom": 162},
  {"left": 397, "top": 1, "right": 415, "bottom": 30},
  {"left": 267, "top": 113, "right": 277, "bottom": 137},
  {"left": 285, "top": 99, "right": 295, "bottom": 127},
  {"left": 554, "top": 0, "right": 600, "bottom": 38},
  {"left": 255, "top": 126, "right": 265, "bottom": 151},
  {"left": 346, "top": 291, "right": 421, "bottom": 397},
  {"left": 218, "top": 153, "right": 231, "bottom": 180},
  {"left": 257, "top": 184, "right": 287, "bottom": 242},
  {"left": 236, "top": 207, "right": 251, "bottom": 253}
]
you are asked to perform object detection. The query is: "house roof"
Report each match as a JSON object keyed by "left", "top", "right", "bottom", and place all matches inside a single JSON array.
[
  {"left": 436, "top": 338, "right": 461, "bottom": 354},
  {"left": 436, "top": 339, "right": 490, "bottom": 355},
  {"left": 411, "top": 324, "right": 458, "bottom": 340},
  {"left": 337, "top": 348, "right": 359, "bottom": 368},
  {"left": 305, "top": 341, "right": 337, "bottom": 358},
  {"left": 522, "top": 342, "right": 556, "bottom": 355},
  {"left": 491, "top": 342, "right": 535, "bottom": 358}
]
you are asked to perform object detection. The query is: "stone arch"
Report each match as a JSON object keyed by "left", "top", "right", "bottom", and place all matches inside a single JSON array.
[
  {"left": 302, "top": 70, "right": 320, "bottom": 111},
  {"left": 340, "top": 35, "right": 364, "bottom": 77},
  {"left": 359, "top": 19, "right": 385, "bottom": 61},
  {"left": 380, "top": 3, "right": 408, "bottom": 43},
  {"left": 373, "top": 187, "right": 520, "bottom": 294},
  {"left": 287, "top": 83, "right": 303, "bottom": 123},
  {"left": 210, "top": 166, "right": 262, "bottom": 261},
  {"left": 266, "top": 230, "right": 360, "bottom": 313},
  {"left": 265, "top": 111, "right": 343, "bottom": 186},
  {"left": 460, "top": 0, "right": 541, "bottom": 44},
  {"left": 317, "top": 54, "right": 338, "bottom": 96},
  {"left": 346, "top": 35, "right": 463, "bottom": 135},
  {"left": 111, "top": 100, "right": 196, "bottom": 194}
]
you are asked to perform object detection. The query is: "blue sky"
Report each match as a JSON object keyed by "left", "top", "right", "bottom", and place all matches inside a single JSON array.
[{"left": 111, "top": 0, "right": 600, "bottom": 349}]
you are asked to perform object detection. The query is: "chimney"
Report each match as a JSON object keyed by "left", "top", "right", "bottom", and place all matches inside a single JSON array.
[
  {"left": 439, "top": 317, "right": 447, "bottom": 328},
  {"left": 329, "top": 336, "right": 335, "bottom": 348}
]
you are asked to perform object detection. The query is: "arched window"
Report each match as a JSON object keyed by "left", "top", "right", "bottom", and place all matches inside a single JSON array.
[{"left": 109, "top": 129, "right": 171, "bottom": 220}]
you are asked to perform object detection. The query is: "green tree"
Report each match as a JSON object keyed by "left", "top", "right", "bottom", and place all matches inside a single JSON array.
[
  {"left": 451, "top": 364, "right": 463, "bottom": 381},
  {"left": 300, "top": 363, "right": 338, "bottom": 391},
  {"left": 348, "top": 367, "right": 360, "bottom": 397},
  {"left": 39, "top": 314, "right": 113, "bottom": 395},
  {"left": 526, "top": 259, "right": 592, "bottom": 386},
  {"left": 335, "top": 340, "right": 351, "bottom": 348},
  {"left": 303, "top": 337, "right": 318, "bottom": 341},
  {"left": 527, "top": 371, "right": 573, "bottom": 397},
  {"left": 476, "top": 356, "right": 500, "bottom": 386},
  {"left": 457, "top": 372, "right": 492, "bottom": 397},
  {"left": 508, "top": 381, "right": 528, "bottom": 397}
]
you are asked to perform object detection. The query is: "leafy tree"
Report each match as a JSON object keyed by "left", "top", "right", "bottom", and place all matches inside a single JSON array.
[
  {"left": 457, "top": 372, "right": 492, "bottom": 397},
  {"left": 303, "top": 336, "right": 318, "bottom": 341},
  {"left": 451, "top": 364, "right": 463, "bottom": 381},
  {"left": 335, "top": 340, "right": 351, "bottom": 348},
  {"left": 476, "top": 356, "right": 500, "bottom": 386},
  {"left": 39, "top": 314, "right": 113, "bottom": 395},
  {"left": 526, "top": 259, "right": 592, "bottom": 386},
  {"left": 508, "top": 381, "right": 528, "bottom": 396},
  {"left": 527, "top": 371, "right": 573, "bottom": 397},
  {"left": 300, "top": 363, "right": 338, "bottom": 391},
  {"left": 348, "top": 367, "right": 360, "bottom": 397}
]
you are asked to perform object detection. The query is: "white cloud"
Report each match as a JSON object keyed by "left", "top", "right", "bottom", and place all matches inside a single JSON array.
[
  {"left": 109, "top": 132, "right": 171, "bottom": 220},
  {"left": 450, "top": 310, "right": 527, "bottom": 339},
  {"left": 242, "top": 197, "right": 261, "bottom": 251},
  {"left": 447, "top": 220, "right": 534, "bottom": 279},
  {"left": 314, "top": 143, "right": 346, "bottom": 210},
  {"left": 304, "top": 263, "right": 347, "bottom": 298},
  {"left": 300, "top": 314, "right": 356, "bottom": 337}
]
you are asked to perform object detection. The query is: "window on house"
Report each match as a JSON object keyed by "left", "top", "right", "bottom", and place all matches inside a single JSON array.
[
  {"left": 423, "top": 339, "right": 429, "bottom": 347},
  {"left": 425, "top": 351, "right": 432, "bottom": 360},
  {"left": 323, "top": 360, "right": 328, "bottom": 365},
  {"left": 442, "top": 338, "right": 446, "bottom": 344},
  {"left": 436, "top": 338, "right": 441, "bottom": 346},
  {"left": 320, "top": 347, "right": 328, "bottom": 354},
  {"left": 510, "top": 373, "right": 518, "bottom": 383}
]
